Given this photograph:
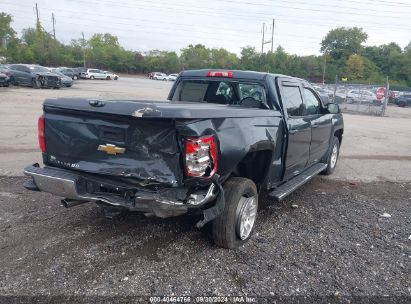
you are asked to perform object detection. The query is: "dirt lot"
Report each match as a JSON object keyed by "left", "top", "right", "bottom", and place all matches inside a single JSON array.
[
  {"left": 0, "top": 177, "right": 410, "bottom": 299},
  {"left": 0, "top": 77, "right": 410, "bottom": 300}
]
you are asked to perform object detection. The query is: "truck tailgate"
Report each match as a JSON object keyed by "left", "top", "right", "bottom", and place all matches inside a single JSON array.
[{"left": 43, "top": 107, "right": 182, "bottom": 187}]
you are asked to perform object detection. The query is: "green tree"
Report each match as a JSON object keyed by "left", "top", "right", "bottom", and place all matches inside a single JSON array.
[
  {"left": 180, "top": 44, "right": 210, "bottom": 69},
  {"left": 239, "top": 46, "right": 259, "bottom": 70},
  {"left": 346, "top": 54, "right": 365, "bottom": 80},
  {"left": 321, "top": 27, "right": 368, "bottom": 61},
  {"left": 0, "top": 12, "right": 19, "bottom": 61}
]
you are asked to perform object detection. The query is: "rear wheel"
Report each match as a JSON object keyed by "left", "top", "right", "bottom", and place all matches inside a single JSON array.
[
  {"left": 106, "top": 76, "right": 110, "bottom": 80},
  {"left": 90, "top": 76, "right": 95, "bottom": 80},
  {"left": 73, "top": 75, "right": 78, "bottom": 80},
  {"left": 322, "top": 136, "right": 340, "bottom": 175},
  {"left": 114, "top": 76, "right": 118, "bottom": 80},
  {"left": 211, "top": 177, "right": 258, "bottom": 248}
]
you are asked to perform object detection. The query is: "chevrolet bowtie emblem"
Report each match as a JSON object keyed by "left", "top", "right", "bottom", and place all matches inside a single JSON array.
[{"left": 97, "top": 144, "right": 126, "bottom": 155}]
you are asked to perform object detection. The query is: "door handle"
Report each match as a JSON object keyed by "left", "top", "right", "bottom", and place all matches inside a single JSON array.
[
  {"left": 312, "top": 123, "right": 319, "bottom": 128},
  {"left": 289, "top": 129, "right": 298, "bottom": 134}
]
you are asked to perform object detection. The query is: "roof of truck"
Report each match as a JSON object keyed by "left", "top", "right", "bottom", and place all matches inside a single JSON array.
[{"left": 180, "top": 69, "right": 305, "bottom": 82}]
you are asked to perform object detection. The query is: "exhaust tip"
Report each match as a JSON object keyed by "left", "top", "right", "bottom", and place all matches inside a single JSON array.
[{"left": 61, "top": 199, "right": 88, "bottom": 208}]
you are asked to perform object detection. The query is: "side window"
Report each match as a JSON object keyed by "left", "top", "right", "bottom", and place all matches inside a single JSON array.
[
  {"left": 282, "top": 85, "right": 304, "bottom": 117},
  {"left": 304, "top": 88, "right": 321, "bottom": 115}
]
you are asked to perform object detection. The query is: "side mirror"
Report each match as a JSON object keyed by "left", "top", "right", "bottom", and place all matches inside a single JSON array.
[{"left": 327, "top": 103, "right": 340, "bottom": 114}]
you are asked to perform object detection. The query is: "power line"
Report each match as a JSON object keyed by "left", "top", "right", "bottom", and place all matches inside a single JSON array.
[
  {"left": 77, "top": 0, "right": 411, "bottom": 20},
  {"left": 4, "top": 2, "right": 411, "bottom": 33},
  {"left": 67, "top": 0, "right": 411, "bottom": 30}
]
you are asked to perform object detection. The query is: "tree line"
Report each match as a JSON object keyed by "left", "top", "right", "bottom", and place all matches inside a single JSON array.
[{"left": 1, "top": 12, "right": 411, "bottom": 86}]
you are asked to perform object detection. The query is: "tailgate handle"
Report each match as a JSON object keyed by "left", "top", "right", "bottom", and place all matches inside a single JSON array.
[{"left": 89, "top": 99, "right": 105, "bottom": 107}]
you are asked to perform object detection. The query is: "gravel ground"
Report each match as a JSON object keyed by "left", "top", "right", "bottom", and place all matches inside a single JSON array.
[{"left": 0, "top": 176, "right": 410, "bottom": 301}]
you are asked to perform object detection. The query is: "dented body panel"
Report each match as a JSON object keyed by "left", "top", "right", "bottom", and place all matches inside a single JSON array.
[{"left": 42, "top": 99, "right": 284, "bottom": 189}]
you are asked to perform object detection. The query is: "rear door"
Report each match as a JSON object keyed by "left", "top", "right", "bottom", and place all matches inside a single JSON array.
[
  {"left": 302, "top": 86, "right": 332, "bottom": 165},
  {"left": 11, "top": 65, "right": 28, "bottom": 84},
  {"left": 280, "top": 81, "right": 311, "bottom": 180},
  {"left": 97, "top": 70, "right": 107, "bottom": 79}
]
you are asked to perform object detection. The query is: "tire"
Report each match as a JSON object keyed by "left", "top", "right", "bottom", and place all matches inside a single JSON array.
[
  {"left": 73, "top": 75, "right": 78, "bottom": 80},
  {"left": 322, "top": 136, "right": 340, "bottom": 175},
  {"left": 211, "top": 177, "right": 258, "bottom": 249},
  {"left": 114, "top": 76, "right": 118, "bottom": 80},
  {"left": 90, "top": 76, "right": 95, "bottom": 80},
  {"left": 31, "top": 78, "right": 40, "bottom": 89},
  {"left": 106, "top": 76, "right": 110, "bottom": 80}
]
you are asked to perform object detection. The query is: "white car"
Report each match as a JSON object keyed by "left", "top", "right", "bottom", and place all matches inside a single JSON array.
[
  {"left": 103, "top": 71, "right": 119, "bottom": 80},
  {"left": 167, "top": 74, "right": 178, "bottom": 81},
  {"left": 84, "top": 69, "right": 110, "bottom": 80},
  {"left": 346, "top": 90, "right": 375, "bottom": 103},
  {"left": 153, "top": 72, "right": 167, "bottom": 80}
]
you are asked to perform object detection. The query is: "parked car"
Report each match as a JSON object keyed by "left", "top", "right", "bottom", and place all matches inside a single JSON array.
[
  {"left": 103, "top": 71, "right": 119, "bottom": 80},
  {"left": 167, "top": 73, "right": 178, "bottom": 81},
  {"left": 388, "top": 90, "right": 399, "bottom": 104},
  {"left": 397, "top": 93, "right": 411, "bottom": 107},
  {"left": 8, "top": 64, "right": 62, "bottom": 89},
  {"left": 313, "top": 86, "right": 332, "bottom": 104},
  {"left": 0, "top": 72, "right": 10, "bottom": 87},
  {"left": 148, "top": 72, "right": 158, "bottom": 79},
  {"left": 72, "top": 67, "right": 86, "bottom": 79},
  {"left": 24, "top": 69, "right": 343, "bottom": 248},
  {"left": 82, "top": 69, "right": 110, "bottom": 80},
  {"left": 152, "top": 72, "right": 167, "bottom": 80},
  {"left": 52, "top": 70, "right": 74, "bottom": 87},
  {"left": 55, "top": 67, "right": 76, "bottom": 80}
]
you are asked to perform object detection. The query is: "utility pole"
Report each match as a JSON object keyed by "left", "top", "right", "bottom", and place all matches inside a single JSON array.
[
  {"left": 51, "top": 13, "right": 56, "bottom": 40},
  {"left": 262, "top": 19, "right": 275, "bottom": 54},
  {"left": 271, "top": 19, "right": 275, "bottom": 52},
  {"left": 261, "top": 22, "right": 265, "bottom": 54},
  {"left": 35, "top": 3, "right": 40, "bottom": 32},
  {"left": 82, "top": 32, "right": 86, "bottom": 69},
  {"left": 333, "top": 75, "right": 338, "bottom": 103},
  {"left": 322, "top": 53, "right": 327, "bottom": 84},
  {"left": 381, "top": 76, "right": 389, "bottom": 117}
]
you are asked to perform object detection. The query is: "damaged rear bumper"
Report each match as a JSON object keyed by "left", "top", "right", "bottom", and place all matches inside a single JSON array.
[{"left": 23, "top": 164, "right": 217, "bottom": 218}]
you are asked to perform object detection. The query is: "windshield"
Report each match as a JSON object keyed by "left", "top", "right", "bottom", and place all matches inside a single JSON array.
[
  {"left": 30, "top": 66, "right": 49, "bottom": 73},
  {"left": 171, "top": 79, "right": 267, "bottom": 109}
]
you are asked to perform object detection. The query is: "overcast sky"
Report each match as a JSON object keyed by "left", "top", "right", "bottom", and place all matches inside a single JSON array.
[{"left": 1, "top": 0, "right": 411, "bottom": 55}]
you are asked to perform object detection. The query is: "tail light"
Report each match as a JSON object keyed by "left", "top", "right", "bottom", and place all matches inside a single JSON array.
[
  {"left": 207, "top": 71, "right": 233, "bottom": 78},
  {"left": 185, "top": 135, "right": 218, "bottom": 178},
  {"left": 38, "top": 115, "right": 46, "bottom": 153}
]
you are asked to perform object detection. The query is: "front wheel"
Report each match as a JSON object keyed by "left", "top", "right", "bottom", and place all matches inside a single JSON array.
[
  {"left": 211, "top": 177, "right": 258, "bottom": 249},
  {"left": 73, "top": 75, "right": 78, "bottom": 80},
  {"left": 90, "top": 76, "right": 95, "bottom": 80},
  {"left": 31, "top": 78, "right": 41, "bottom": 89},
  {"left": 322, "top": 136, "right": 340, "bottom": 175}
]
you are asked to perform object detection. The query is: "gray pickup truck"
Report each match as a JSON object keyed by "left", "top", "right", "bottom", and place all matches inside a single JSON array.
[{"left": 24, "top": 69, "right": 344, "bottom": 248}]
